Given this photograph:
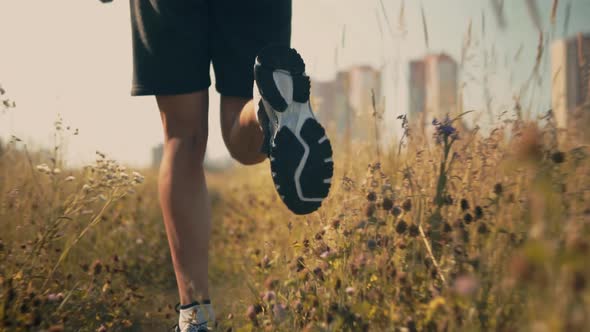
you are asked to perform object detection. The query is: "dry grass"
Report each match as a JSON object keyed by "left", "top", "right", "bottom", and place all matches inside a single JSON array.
[{"left": 1, "top": 107, "right": 589, "bottom": 331}]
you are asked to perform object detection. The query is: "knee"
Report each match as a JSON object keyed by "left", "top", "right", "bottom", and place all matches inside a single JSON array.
[
  {"left": 157, "top": 91, "right": 210, "bottom": 164},
  {"left": 165, "top": 130, "right": 209, "bottom": 165}
]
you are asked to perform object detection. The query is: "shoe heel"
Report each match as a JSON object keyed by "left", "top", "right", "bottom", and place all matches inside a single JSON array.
[{"left": 254, "top": 45, "right": 307, "bottom": 112}]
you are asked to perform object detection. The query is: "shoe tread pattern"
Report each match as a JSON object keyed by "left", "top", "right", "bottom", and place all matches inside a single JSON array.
[
  {"left": 270, "top": 119, "right": 333, "bottom": 215},
  {"left": 255, "top": 45, "right": 306, "bottom": 112}
]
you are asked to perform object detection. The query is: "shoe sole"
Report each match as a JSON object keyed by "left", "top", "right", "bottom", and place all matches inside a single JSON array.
[{"left": 255, "top": 45, "right": 334, "bottom": 215}]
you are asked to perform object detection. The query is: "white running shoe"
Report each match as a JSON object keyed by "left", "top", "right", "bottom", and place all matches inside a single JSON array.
[
  {"left": 173, "top": 300, "right": 215, "bottom": 332},
  {"left": 254, "top": 44, "right": 334, "bottom": 215}
]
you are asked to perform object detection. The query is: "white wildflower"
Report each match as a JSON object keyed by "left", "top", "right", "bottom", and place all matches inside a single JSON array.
[
  {"left": 132, "top": 171, "right": 145, "bottom": 184},
  {"left": 65, "top": 176, "right": 75, "bottom": 182},
  {"left": 52, "top": 168, "right": 61, "bottom": 175},
  {"left": 36, "top": 164, "right": 50, "bottom": 173}
]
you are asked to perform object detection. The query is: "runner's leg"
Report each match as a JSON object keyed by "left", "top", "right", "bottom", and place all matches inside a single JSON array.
[
  {"left": 157, "top": 91, "right": 211, "bottom": 305},
  {"left": 220, "top": 97, "right": 266, "bottom": 165}
]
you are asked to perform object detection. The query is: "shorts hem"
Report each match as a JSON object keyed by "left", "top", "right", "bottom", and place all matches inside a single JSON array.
[
  {"left": 131, "top": 82, "right": 211, "bottom": 96},
  {"left": 215, "top": 83, "right": 254, "bottom": 99}
]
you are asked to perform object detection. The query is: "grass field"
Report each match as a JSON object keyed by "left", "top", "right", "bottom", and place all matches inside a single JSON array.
[{"left": 1, "top": 108, "right": 589, "bottom": 331}]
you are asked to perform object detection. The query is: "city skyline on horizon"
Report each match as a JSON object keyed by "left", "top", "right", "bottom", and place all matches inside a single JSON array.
[{"left": 1, "top": 0, "right": 590, "bottom": 167}]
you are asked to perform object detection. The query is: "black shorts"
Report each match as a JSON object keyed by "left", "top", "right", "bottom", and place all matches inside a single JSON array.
[{"left": 129, "top": 0, "right": 292, "bottom": 97}]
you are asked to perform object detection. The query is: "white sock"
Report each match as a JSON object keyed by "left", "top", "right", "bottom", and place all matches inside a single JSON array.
[
  {"left": 178, "top": 301, "right": 212, "bottom": 331},
  {"left": 204, "top": 302, "right": 215, "bottom": 324}
]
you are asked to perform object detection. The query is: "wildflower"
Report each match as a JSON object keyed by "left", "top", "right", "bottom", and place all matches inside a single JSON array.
[
  {"left": 132, "top": 171, "right": 145, "bottom": 183},
  {"left": 453, "top": 275, "right": 479, "bottom": 296},
  {"left": 320, "top": 250, "right": 333, "bottom": 259},
  {"left": 64, "top": 175, "right": 75, "bottom": 182},
  {"left": 313, "top": 267, "right": 325, "bottom": 281},
  {"left": 408, "top": 224, "right": 419, "bottom": 237},
  {"left": 82, "top": 184, "right": 92, "bottom": 193},
  {"left": 460, "top": 198, "right": 470, "bottom": 211},
  {"left": 494, "top": 183, "right": 503, "bottom": 195},
  {"left": 331, "top": 219, "right": 340, "bottom": 229},
  {"left": 432, "top": 116, "right": 459, "bottom": 143},
  {"left": 551, "top": 151, "right": 565, "bottom": 164},
  {"left": 36, "top": 164, "right": 50, "bottom": 173},
  {"left": 52, "top": 168, "right": 61, "bottom": 175},
  {"left": 381, "top": 197, "right": 394, "bottom": 211},
  {"left": 246, "top": 304, "right": 263, "bottom": 320},
  {"left": 262, "top": 290, "right": 276, "bottom": 301},
  {"left": 47, "top": 293, "right": 64, "bottom": 302},
  {"left": 463, "top": 213, "right": 473, "bottom": 224},
  {"left": 90, "top": 259, "right": 103, "bottom": 276},
  {"left": 443, "top": 194, "right": 454, "bottom": 205},
  {"left": 392, "top": 206, "right": 402, "bottom": 217},
  {"left": 443, "top": 221, "right": 452, "bottom": 233},
  {"left": 262, "top": 255, "right": 271, "bottom": 268},
  {"left": 474, "top": 206, "right": 484, "bottom": 220},
  {"left": 315, "top": 229, "right": 326, "bottom": 241},
  {"left": 345, "top": 287, "right": 355, "bottom": 295},
  {"left": 402, "top": 199, "right": 412, "bottom": 212},
  {"left": 396, "top": 220, "right": 408, "bottom": 235}
]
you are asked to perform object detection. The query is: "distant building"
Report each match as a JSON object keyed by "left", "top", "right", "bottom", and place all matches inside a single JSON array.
[
  {"left": 408, "top": 53, "right": 459, "bottom": 125},
  {"left": 551, "top": 33, "right": 590, "bottom": 130},
  {"left": 311, "top": 66, "right": 382, "bottom": 140},
  {"left": 409, "top": 60, "right": 426, "bottom": 118},
  {"left": 312, "top": 71, "right": 349, "bottom": 131},
  {"left": 348, "top": 66, "right": 382, "bottom": 118},
  {"left": 152, "top": 143, "right": 163, "bottom": 169}
]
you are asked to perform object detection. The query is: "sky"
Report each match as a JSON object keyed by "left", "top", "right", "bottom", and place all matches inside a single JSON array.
[{"left": 1, "top": 0, "right": 589, "bottom": 168}]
